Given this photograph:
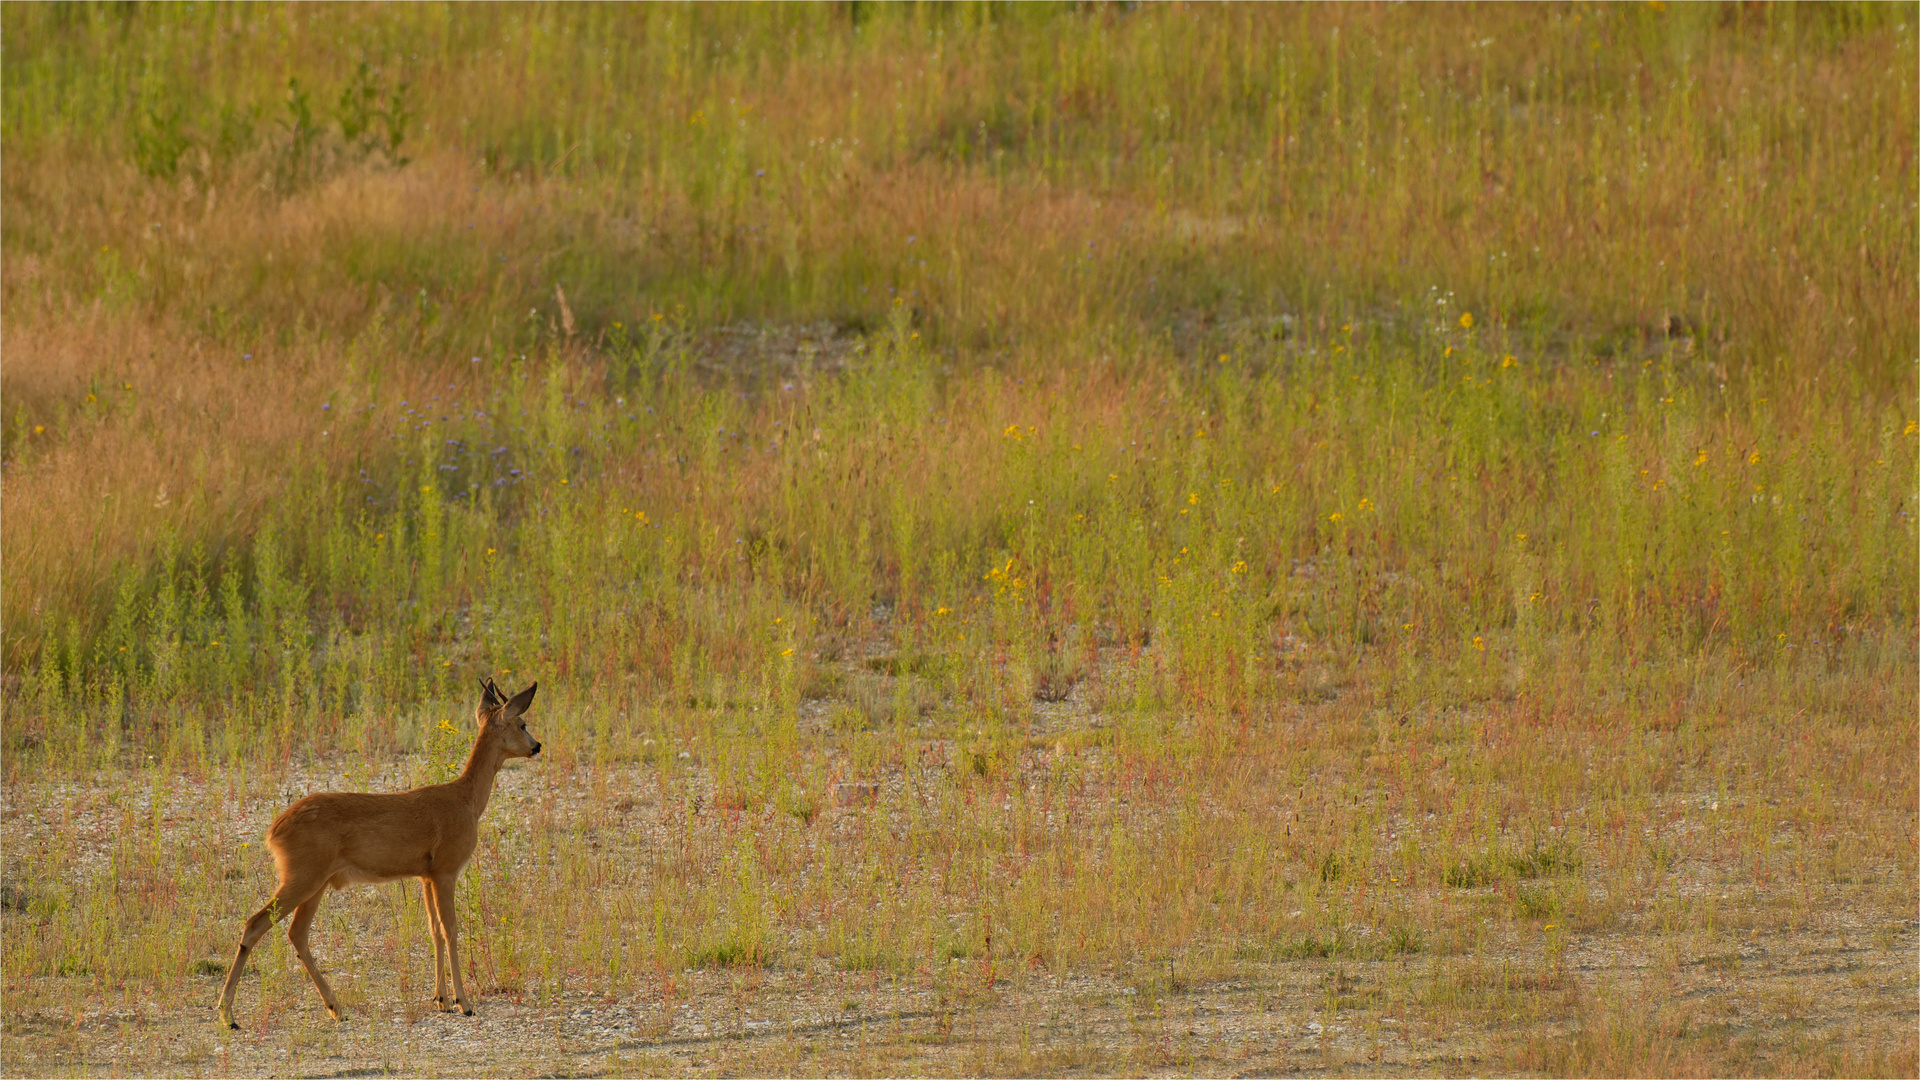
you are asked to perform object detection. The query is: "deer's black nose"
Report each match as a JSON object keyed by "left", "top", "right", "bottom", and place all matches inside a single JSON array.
[{"left": 530, "top": 741, "right": 542, "bottom": 756}]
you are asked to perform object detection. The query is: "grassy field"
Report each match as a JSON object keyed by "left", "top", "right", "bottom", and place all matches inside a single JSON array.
[{"left": 2, "top": 3, "right": 1916, "bottom": 1076}]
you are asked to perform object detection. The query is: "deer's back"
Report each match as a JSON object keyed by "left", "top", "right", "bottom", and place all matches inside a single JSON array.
[{"left": 267, "top": 786, "right": 477, "bottom": 883}]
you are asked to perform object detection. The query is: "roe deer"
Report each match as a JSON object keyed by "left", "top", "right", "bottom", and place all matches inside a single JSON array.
[{"left": 216, "top": 678, "right": 542, "bottom": 1029}]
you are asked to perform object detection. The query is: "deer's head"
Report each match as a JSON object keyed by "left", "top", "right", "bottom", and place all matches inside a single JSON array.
[{"left": 478, "top": 678, "right": 542, "bottom": 758}]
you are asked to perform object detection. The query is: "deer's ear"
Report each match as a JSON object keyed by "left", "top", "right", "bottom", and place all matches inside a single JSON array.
[
  {"left": 479, "top": 678, "right": 503, "bottom": 710},
  {"left": 502, "top": 681, "right": 538, "bottom": 721}
]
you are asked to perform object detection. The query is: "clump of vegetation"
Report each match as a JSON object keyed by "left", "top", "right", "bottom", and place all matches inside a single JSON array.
[
  {"left": 686, "top": 936, "right": 776, "bottom": 971},
  {"left": 1032, "top": 647, "right": 1087, "bottom": 703},
  {"left": 834, "top": 937, "right": 907, "bottom": 975},
  {"left": 1264, "top": 926, "right": 1422, "bottom": 962},
  {"left": 1445, "top": 841, "right": 1585, "bottom": 889}
]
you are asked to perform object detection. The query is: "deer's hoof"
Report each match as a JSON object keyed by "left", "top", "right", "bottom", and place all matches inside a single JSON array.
[
  {"left": 462, "top": 1008, "right": 475, "bottom": 1017},
  {"left": 227, "top": 1021, "right": 240, "bottom": 1031}
]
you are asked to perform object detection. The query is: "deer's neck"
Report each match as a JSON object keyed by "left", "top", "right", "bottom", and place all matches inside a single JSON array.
[{"left": 456, "top": 732, "right": 507, "bottom": 817}]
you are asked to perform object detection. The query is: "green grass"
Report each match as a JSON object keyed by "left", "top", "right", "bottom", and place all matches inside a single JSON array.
[{"left": 1, "top": 3, "right": 1915, "bottom": 1076}]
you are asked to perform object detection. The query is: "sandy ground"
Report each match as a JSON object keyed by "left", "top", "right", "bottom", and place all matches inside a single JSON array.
[
  {"left": 4, "top": 913, "right": 1914, "bottom": 1078},
  {"left": 3, "top": 681, "right": 1914, "bottom": 1077}
]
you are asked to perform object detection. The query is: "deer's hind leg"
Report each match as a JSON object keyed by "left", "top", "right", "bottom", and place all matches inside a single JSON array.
[
  {"left": 287, "top": 890, "right": 343, "bottom": 1020},
  {"left": 217, "top": 872, "right": 329, "bottom": 1030},
  {"left": 422, "top": 878, "right": 451, "bottom": 1010}
]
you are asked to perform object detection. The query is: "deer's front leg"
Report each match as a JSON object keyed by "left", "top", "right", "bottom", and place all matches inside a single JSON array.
[
  {"left": 429, "top": 874, "right": 474, "bottom": 1016},
  {"left": 421, "top": 879, "right": 450, "bottom": 1010}
]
